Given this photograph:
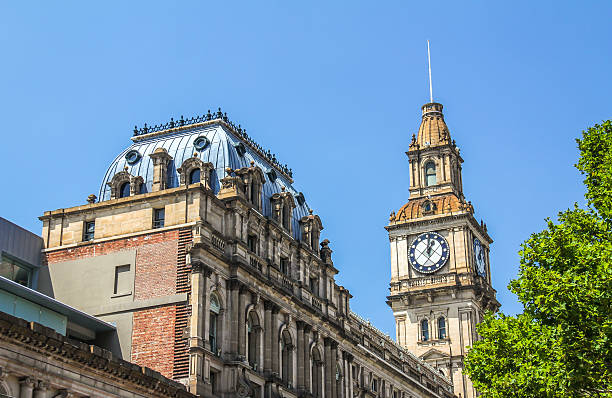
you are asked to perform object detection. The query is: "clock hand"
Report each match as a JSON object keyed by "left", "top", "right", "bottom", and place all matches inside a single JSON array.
[{"left": 427, "top": 239, "right": 435, "bottom": 256}]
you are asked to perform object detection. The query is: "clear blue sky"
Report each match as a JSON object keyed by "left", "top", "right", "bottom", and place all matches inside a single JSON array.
[{"left": 1, "top": 1, "right": 610, "bottom": 337}]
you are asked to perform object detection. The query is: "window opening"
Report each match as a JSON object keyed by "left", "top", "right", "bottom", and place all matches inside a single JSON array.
[
  {"left": 83, "top": 221, "right": 95, "bottom": 241},
  {"left": 425, "top": 162, "right": 436, "bottom": 186},
  {"left": 310, "top": 277, "right": 319, "bottom": 296},
  {"left": 280, "top": 257, "right": 289, "bottom": 275},
  {"left": 282, "top": 205, "right": 291, "bottom": 230},
  {"left": 153, "top": 208, "right": 165, "bottom": 229},
  {"left": 250, "top": 182, "right": 259, "bottom": 208},
  {"left": 438, "top": 317, "right": 446, "bottom": 339},
  {"left": 189, "top": 168, "right": 201, "bottom": 184},
  {"left": 247, "top": 234, "right": 257, "bottom": 253},
  {"left": 119, "top": 182, "right": 131, "bottom": 198},
  {"left": 210, "top": 294, "right": 220, "bottom": 354},
  {"left": 421, "top": 319, "right": 430, "bottom": 341},
  {"left": 0, "top": 254, "right": 32, "bottom": 287}
]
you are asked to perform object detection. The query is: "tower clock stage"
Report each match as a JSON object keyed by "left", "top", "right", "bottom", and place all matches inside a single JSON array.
[{"left": 386, "top": 102, "right": 499, "bottom": 398}]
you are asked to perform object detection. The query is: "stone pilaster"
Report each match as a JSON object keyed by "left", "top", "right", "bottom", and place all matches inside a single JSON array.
[
  {"left": 324, "top": 338, "right": 333, "bottom": 397},
  {"left": 238, "top": 285, "right": 248, "bottom": 359},
  {"left": 263, "top": 300, "right": 273, "bottom": 373},
  {"left": 188, "top": 261, "right": 212, "bottom": 394},
  {"left": 296, "top": 321, "right": 305, "bottom": 390},
  {"left": 303, "top": 324, "right": 312, "bottom": 393},
  {"left": 271, "top": 305, "right": 280, "bottom": 376},
  {"left": 331, "top": 341, "right": 338, "bottom": 398},
  {"left": 228, "top": 280, "right": 240, "bottom": 356}
]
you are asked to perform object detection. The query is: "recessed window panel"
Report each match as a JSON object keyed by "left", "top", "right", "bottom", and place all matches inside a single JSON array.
[{"left": 113, "top": 264, "right": 131, "bottom": 295}]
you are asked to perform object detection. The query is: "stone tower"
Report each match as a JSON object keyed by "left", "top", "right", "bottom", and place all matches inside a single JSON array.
[{"left": 386, "top": 102, "right": 500, "bottom": 398}]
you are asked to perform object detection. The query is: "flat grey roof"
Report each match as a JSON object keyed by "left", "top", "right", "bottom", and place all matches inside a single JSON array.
[{"left": 0, "top": 276, "right": 115, "bottom": 333}]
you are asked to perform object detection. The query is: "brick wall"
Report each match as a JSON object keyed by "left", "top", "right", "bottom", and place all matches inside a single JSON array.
[
  {"left": 134, "top": 233, "right": 179, "bottom": 300},
  {"left": 131, "top": 305, "right": 177, "bottom": 378},
  {"left": 43, "top": 228, "right": 187, "bottom": 380}
]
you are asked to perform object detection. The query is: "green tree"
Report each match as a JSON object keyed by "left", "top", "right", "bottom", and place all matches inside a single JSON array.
[{"left": 465, "top": 121, "right": 612, "bottom": 397}]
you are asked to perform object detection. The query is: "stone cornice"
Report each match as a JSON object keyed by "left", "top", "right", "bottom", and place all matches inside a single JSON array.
[
  {"left": 386, "top": 212, "right": 493, "bottom": 243},
  {"left": 40, "top": 183, "right": 224, "bottom": 220}
]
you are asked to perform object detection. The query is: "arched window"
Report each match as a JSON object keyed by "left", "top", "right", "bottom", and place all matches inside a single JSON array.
[
  {"left": 425, "top": 162, "right": 436, "bottom": 186},
  {"left": 250, "top": 181, "right": 259, "bottom": 209},
  {"left": 282, "top": 205, "right": 291, "bottom": 230},
  {"left": 281, "top": 329, "right": 293, "bottom": 384},
  {"left": 208, "top": 169, "right": 215, "bottom": 190},
  {"left": 189, "top": 168, "right": 201, "bottom": 184},
  {"left": 119, "top": 182, "right": 131, "bottom": 198},
  {"left": 311, "top": 347, "right": 323, "bottom": 397},
  {"left": 209, "top": 293, "right": 220, "bottom": 354},
  {"left": 421, "top": 319, "right": 430, "bottom": 341},
  {"left": 438, "top": 317, "right": 446, "bottom": 339},
  {"left": 0, "top": 383, "right": 10, "bottom": 398},
  {"left": 247, "top": 311, "right": 261, "bottom": 370}
]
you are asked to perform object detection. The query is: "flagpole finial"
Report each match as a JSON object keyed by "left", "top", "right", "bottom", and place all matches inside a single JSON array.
[{"left": 427, "top": 40, "right": 433, "bottom": 103}]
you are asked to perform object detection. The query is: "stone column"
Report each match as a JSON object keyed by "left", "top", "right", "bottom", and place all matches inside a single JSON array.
[
  {"left": 331, "top": 341, "right": 338, "bottom": 398},
  {"left": 229, "top": 280, "right": 240, "bottom": 356},
  {"left": 271, "top": 306, "right": 280, "bottom": 375},
  {"left": 263, "top": 301, "right": 273, "bottom": 373},
  {"left": 296, "top": 321, "right": 305, "bottom": 390},
  {"left": 238, "top": 285, "right": 248, "bottom": 359},
  {"left": 33, "top": 381, "right": 49, "bottom": 398},
  {"left": 303, "top": 324, "right": 312, "bottom": 393},
  {"left": 324, "top": 338, "right": 333, "bottom": 397},
  {"left": 19, "top": 377, "right": 34, "bottom": 398}
]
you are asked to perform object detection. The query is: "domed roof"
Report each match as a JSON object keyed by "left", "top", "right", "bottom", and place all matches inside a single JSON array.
[
  {"left": 99, "top": 113, "right": 311, "bottom": 240},
  {"left": 409, "top": 102, "right": 452, "bottom": 150},
  {"left": 389, "top": 193, "right": 472, "bottom": 225}
]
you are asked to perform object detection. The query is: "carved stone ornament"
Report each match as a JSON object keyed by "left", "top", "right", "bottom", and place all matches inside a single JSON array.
[{"left": 236, "top": 368, "right": 255, "bottom": 398}]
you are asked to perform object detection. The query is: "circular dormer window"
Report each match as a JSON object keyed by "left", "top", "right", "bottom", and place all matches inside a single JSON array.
[
  {"left": 194, "top": 136, "right": 210, "bottom": 151},
  {"left": 125, "top": 150, "right": 141, "bottom": 165}
]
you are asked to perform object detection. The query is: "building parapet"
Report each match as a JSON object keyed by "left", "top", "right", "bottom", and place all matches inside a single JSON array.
[{"left": 349, "top": 310, "right": 452, "bottom": 386}]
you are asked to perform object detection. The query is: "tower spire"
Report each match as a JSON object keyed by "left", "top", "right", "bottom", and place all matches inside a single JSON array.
[{"left": 427, "top": 40, "right": 433, "bottom": 103}]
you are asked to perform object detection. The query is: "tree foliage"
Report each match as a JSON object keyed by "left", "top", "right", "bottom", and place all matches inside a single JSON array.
[{"left": 465, "top": 121, "right": 612, "bottom": 397}]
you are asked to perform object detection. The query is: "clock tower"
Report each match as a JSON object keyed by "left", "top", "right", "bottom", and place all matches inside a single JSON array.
[{"left": 386, "top": 102, "right": 499, "bottom": 398}]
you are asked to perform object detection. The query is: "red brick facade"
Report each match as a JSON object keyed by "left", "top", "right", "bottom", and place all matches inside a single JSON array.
[
  {"left": 131, "top": 305, "right": 178, "bottom": 378},
  {"left": 134, "top": 232, "right": 179, "bottom": 300},
  {"left": 43, "top": 228, "right": 188, "bottom": 380}
]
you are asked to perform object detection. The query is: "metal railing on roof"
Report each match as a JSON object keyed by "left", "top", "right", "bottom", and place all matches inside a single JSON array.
[{"left": 132, "top": 107, "right": 293, "bottom": 179}]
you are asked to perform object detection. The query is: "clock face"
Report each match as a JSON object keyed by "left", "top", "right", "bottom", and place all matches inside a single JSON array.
[
  {"left": 409, "top": 232, "right": 449, "bottom": 274},
  {"left": 474, "top": 238, "right": 486, "bottom": 276}
]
